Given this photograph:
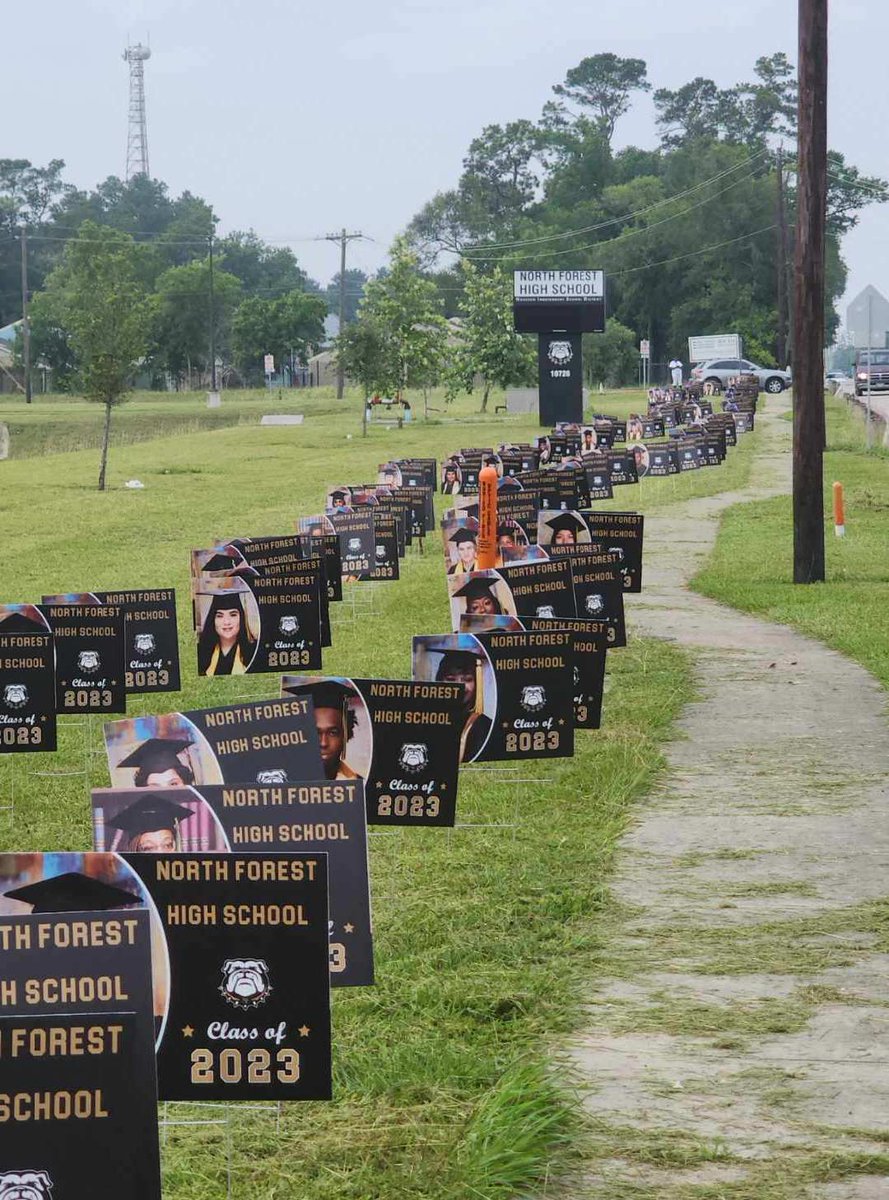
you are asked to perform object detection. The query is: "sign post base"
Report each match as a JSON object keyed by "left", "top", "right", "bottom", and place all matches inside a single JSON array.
[{"left": 538, "top": 333, "right": 583, "bottom": 426}]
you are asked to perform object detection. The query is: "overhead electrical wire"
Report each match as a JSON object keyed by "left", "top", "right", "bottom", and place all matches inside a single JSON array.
[{"left": 459, "top": 147, "right": 770, "bottom": 254}]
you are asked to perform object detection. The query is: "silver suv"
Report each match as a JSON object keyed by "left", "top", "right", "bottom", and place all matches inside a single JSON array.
[{"left": 691, "top": 359, "right": 792, "bottom": 394}]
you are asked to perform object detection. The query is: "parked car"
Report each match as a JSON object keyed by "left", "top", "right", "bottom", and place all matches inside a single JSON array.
[
  {"left": 854, "top": 349, "right": 889, "bottom": 396},
  {"left": 691, "top": 359, "right": 792, "bottom": 393}
]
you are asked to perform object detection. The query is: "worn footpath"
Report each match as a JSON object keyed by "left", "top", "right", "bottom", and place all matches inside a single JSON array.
[{"left": 568, "top": 395, "right": 889, "bottom": 1198}]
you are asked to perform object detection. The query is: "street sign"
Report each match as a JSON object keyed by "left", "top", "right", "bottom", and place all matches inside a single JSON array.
[
  {"left": 688, "top": 334, "right": 742, "bottom": 363},
  {"left": 513, "top": 270, "right": 606, "bottom": 334},
  {"left": 264, "top": 353, "right": 275, "bottom": 374},
  {"left": 640, "top": 340, "right": 650, "bottom": 358}
]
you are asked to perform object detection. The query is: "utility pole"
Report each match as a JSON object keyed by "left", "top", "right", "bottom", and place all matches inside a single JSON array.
[
  {"left": 323, "top": 229, "right": 365, "bottom": 399},
  {"left": 792, "top": 0, "right": 828, "bottom": 584},
  {"left": 20, "top": 226, "right": 32, "bottom": 404},
  {"left": 775, "top": 147, "right": 790, "bottom": 368},
  {"left": 208, "top": 231, "right": 218, "bottom": 396},
  {"left": 865, "top": 289, "right": 873, "bottom": 448}
]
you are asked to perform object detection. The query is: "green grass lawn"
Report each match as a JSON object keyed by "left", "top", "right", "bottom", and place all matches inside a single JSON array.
[
  {"left": 693, "top": 392, "right": 889, "bottom": 688},
  {"left": 0, "top": 390, "right": 725, "bottom": 1197}
]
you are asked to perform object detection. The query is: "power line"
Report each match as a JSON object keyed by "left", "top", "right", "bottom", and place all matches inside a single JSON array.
[
  {"left": 459, "top": 148, "right": 770, "bottom": 254},
  {"left": 607, "top": 222, "right": 779, "bottom": 278},
  {"left": 465, "top": 165, "right": 768, "bottom": 263}
]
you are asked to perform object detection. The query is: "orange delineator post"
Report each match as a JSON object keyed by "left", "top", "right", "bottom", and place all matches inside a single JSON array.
[
  {"left": 476, "top": 466, "right": 499, "bottom": 568},
  {"left": 833, "top": 481, "right": 845, "bottom": 537}
]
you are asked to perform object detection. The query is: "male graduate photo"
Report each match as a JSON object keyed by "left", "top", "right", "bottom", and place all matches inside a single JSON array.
[{"left": 446, "top": 526, "right": 479, "bottom": 575}]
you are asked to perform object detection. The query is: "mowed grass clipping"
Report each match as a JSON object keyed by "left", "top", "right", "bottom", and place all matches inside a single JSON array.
[
  {"left": 0, "top": 391, "right": 700, "bottom": 1198},
  {"left": 693, "top": 391, "right": 889, "bottom": 688}
]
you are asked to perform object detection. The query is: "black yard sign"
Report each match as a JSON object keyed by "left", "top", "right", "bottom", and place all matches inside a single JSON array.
[{"left": 0, "top": 907, "right": 160, "bottom": 1199}]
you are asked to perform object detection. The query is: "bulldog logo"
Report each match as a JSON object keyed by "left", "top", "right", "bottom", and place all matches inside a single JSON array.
[
  {"left": 608, "top": 546, "right": 625, "bottom": 562},
  {"left": 219, "top": 959, "right": 272, "bottom": 1009},
  {"left": 584, "top": 593, "right": 605, "bottom": 615},
  {"left": 256, "top": 769, "right": 288, "bottom": 785},
  {"left": 375, "top": 544, "right": 387, "bottom": 561},
  {"left": 573, "top": 665, "right": 581, "bottom": 688},
  {"left": 278, "top": 615, "right": 299, "bottom": 637},
  {"left": 520, "top": 685, "right": 546, "bottom": 712},
  {"left": 398, "top": 743, "right": 429, "bottom": 774},
  {"left": 76, "top": 650, "right": 100, "bottom": 674},
  {"left": 535, "top": 605, "right": 555, "bottom": 618},
  {"left": 0, "top": 1172, "right": 54, "bottom": 1200},
  {"left": 3, "top": 685, "right": 28, "bottom": 710},
  {"left": 133, "top": 633, "right": 156, "bottom": 657},
  {"left": 547, "top": 340, "right": 573, "bottom": 367},
  {"left": 347, "top": 537, "right": 362, "bottom": 553}
]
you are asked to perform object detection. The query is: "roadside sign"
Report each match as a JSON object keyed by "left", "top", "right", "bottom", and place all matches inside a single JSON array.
[
  {"left": 513, "top": 269, "right": 606, "bottom": 334},
  {"left": 688, "top": 334, "right": 742, "bottom": 363},
  {"left": 640, "top": 340, "right": 650, "bottom": 358},
  {"left": 264, "top": 353, "right": 275, "bottom": 374}
]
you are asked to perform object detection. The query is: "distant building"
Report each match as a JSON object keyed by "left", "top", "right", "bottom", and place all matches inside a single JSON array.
[{"left": 846, "top": 286, "right": 889, "bottom": 349}]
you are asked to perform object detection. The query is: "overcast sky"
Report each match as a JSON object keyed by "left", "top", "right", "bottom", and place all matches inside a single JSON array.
[{"left": 7, "top": 0, "right": 887, "bottom": 325}]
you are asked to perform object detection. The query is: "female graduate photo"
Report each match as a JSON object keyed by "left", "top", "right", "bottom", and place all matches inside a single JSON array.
[{"left": 196, "top": 590, "right": 259, "bottom": 676}]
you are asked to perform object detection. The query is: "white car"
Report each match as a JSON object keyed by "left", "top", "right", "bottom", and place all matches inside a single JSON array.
[{"left": 691, "top": 358, "right": 792, "bottom": 394}]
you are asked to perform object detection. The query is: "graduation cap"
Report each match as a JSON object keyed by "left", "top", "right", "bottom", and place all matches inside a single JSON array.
[
  {"left": 452, "top": 577, "right": 502, "bottom": 603},
  {"left": 303, "top": 680, "right": 353, "bottom": 712},
  {"left": 117, "top": 737, "right": 194, "bottom": 773},
  {"left": 427, "top": 646, "right": 484, "bottom": 674},
  {"left": 329, "top": 490, "right": 350, "bottom": 504},
  {"left": 4, "top": 871, "right": 143, "bottom": 913},
  {"left": 0, "top": 610, "right": 47, "bottom": 634},
  {"left": 460, "top": 503, "right": 480, "bottom": 518},
  {"left": 442, "top": 462, "right": 461, "bottom": 475},
  {"left": 483, "top": 455, "right": 500, "bottom": 466},
  {"left": 200, "top": 552, "right": 247, "bottom": 574},
  {"left": 107, "top": 793, "right": 195, "bottom": 837},
  {"left": 544, "top": 512, "right": 588, "bottom": 537},
  {"left": 449, "top": 528, "right": 477, "bottom": 545},
  {"left": 496, "top": 524, "right": 517, "bottom": 539}
]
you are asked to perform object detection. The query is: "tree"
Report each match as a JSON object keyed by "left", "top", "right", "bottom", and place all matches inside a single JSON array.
[
  {"left": 551, "top": 54, "right": 650, "bottom": 145},
  {"left": 217, "top": 231, "right": 320, "bottom": 298},
  {"left": 150, "top": 258, "right": 242, "bottom": 385},
  {"left": 231, "top": 290, "right": 327, "bottom": 379},
  {"left": 42, "top": 222, "right": 150, "bottom": 489},
  {"left": 0, "top": 158, "right": 73, "bottom": 326},
  {"left": 358, "top": 238, "right": 447, "bottom": 397},
  {"left": 582, "top": 320, "right": 639, "bottom": 388},
  {"left": 325, "top": 268, "right": 367, "bottom": 324},
  {"left": 335, "top": 320, "right": 399, "bottom": 435},
  {"left": 446, "top": 261, "right": 536, "bottom": 411}
]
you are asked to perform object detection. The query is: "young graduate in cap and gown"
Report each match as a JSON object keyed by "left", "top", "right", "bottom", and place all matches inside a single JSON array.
[
  {"left": 117, "top": 737, "right": 196, "bottom": 788},
  {"left": 197, "top": 591, "right": 257, "bottom": 676},
  {"left": 3, "top": 872, "right": 143, "bottom": 913},
  {"left": 106, "top": 793, "right": 196, "bottom": 853},
  {"left": 543, "top": 511, "right": 589, "bottom": 547},
  {"left": 307, "top": 681, "right": 362, "bottom": 781},
  {"left": 447, "top": 527, "right": 479, "bottom": 575},
  {"left": 431, "top": 647, "right": 492, "bottom": 763},
  {"left": 452, "top": 575, "right": 507, "bottom": 618}
]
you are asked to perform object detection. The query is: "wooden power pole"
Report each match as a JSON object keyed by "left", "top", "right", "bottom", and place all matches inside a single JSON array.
[
  {"left": 775, "top": 147, "right": 790, "bottom": 369},
  {"left": 20, "top": 226, "right": 32, "bottom": 404},
  {"left": 793, "top": 0, "right": 828, "bottom": 584},
  {"left": 323, "top": 229, "right": 365, "bottom": 399}
]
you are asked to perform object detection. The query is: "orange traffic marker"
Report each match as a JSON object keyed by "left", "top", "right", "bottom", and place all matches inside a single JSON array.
[
  {"left": 833, "top": 481, "right": 845, "bottom": 537},
  {"left": 476, "top": 465, "right": 499, "bottom": 568}
]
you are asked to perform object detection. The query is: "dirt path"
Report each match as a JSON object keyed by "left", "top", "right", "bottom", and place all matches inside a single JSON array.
[{"left": 567, "top": 396, "right": 889, "bottom": 1198}]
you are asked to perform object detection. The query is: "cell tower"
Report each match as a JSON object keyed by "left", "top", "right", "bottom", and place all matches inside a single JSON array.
[{"left": 123, "top": 42, "right": 151, "bottom": 180}]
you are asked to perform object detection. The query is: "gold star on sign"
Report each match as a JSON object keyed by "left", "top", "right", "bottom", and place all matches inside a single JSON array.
[
  {"left": 298, "top": 1025, "right": 311, "bottom": 1038},
  {"left": 343, "top": 923, "right": 354, "bottom": 934},
  {"left": 182, "top": 1026, "right": 194, "bottom": 1038}
]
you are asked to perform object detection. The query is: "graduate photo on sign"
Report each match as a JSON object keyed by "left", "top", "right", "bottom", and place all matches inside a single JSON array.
[
  {"left": 0, "top": 850, "right": 332, "bottom": 1101},
  {"left": 105, "top": 695, "right": 323, "bottom": 788},
  {"left": 441, "top": 517, "right": 480, "bottom": 575},
  {"left": 92, "top": 782, "right": 375, "bottom": 987},
  {"left": 412, "top": 637, "right": 496, "bottom": 764},
  {"left": 441, "top": 459, "right": 464, "bottom": 495},
  {"left": 0, "top": 852, "right": 171, "bottom": 1034},
  {"left": 283, "top": 679, "right": 371, "bottom": 782},
  {"left": 195, "top": 585, "right": 260, "bottom": 676},
  {"left": 91, "top": 790, "right": 229, "bottom": 853},
  {"left": 632, "top": 443, "right": 651, "bottom": 479},
  {"left": 447, "top": 570, "right": 518, "bottom": 632},
  {"left": 536, "top": 510, "right": 592, "bottom": 550}
]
